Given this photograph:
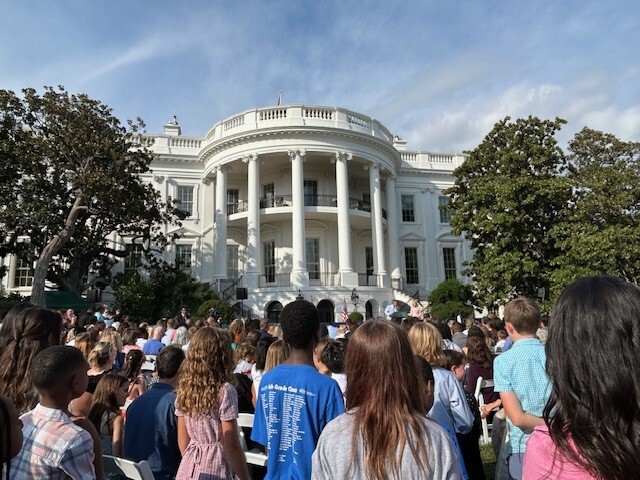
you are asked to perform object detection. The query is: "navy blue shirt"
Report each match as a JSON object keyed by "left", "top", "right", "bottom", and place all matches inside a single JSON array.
[{"left": 124, "top": 383, "right": 179, "bottom": 480}]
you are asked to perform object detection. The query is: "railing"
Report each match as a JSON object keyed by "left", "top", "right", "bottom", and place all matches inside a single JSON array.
[
  {"left": 348, "top": 198, "right": 387, "bottom": 219},
  {"left": 227, "top": 201, "right": 248, "bottom": 215},
  {"left": 259, "top": 108, "right": 288, "bottom": 121},
  {"left": 309, "top": 272, "right": 339, "bottom": 287},
  {"left": 400, "top": 151, "right": 466, "bottom": 169},
  {"left": 260, "top": 273, "right": 291, "bottom": 288},
  {"left": 255, "top": 195, "right": 386, "bottom": 219},
  {"left": 168, "top": 137, "right": 202, "bottom": 148},
  {"left": 358, "top": 273, "right": 377, "bottom": 287},
  {"left": 221, "top": 276, "right": 243, "bottom": 301},
  {"left": 303, "top": 107, "right": 334, "bottom": 120},
  {"left": 304, "top": 194, "right": 337, "bottom": 207},
  {"left": 223, "top": 115, "right": 245, "bottom": 131}
]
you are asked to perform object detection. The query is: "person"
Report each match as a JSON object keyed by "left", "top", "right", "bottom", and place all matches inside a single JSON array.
[
  {"left": 250, "top": 336, "right": 276, "bottom": 407},
  {"left": 464, "top": 336, "right": 498, "bottom": 406},
  {"left": 321, "top": 338, "right": 348, "bottom": 396},
  {"left": 535, "top": 314, "right": 549, "bottom": 345},
  {"left": 177, "top": 307, "right": 190, "bottom": 326},
  {"left": 410, "top": 299, "right": 424, "bottom": 319},
  {"left": 10, "top": 345, "right": 96, "bottom": 479},
  {"left": 88, "top": 373, "right": 128, "bottom": 457},
  {"left": 451, "top": 321, "right": 468, "bottom": 350},
  {"left": 87, "top": 341, "right": 117, "bottom": 394},
  {"left": 435, "top": 322, "right": 463, "bottom": 352},
  {"left": 409, "top": 322, "right": 474, "bottom": 436},
  {"left": 0, "top": 306, "right": 62, "bottom": 414},
  {"left": 143, "top": 326, "right": 165, "bottom": 355},
  {"left": 174, "top": 327, "right": 249, "bottom": 480},
  {"left": 312, "top": 320, "right": 462, "bottom": 479},
  {"left": 252, "top": 300, "right": 345, "bottom": 480},
  {"left": 0, "top": 395, "right": 24, "bottom": 478},
  {"left": 312, "top": 337, "right": 331, "bottom": 376},
  {"left": 170, "top": 326, "right": 188, "bottom": 348},
  {"left": 523, "top": 276, "right": 640, "bottom": 480},
  {"left": 493, "top": 297, "right": 550, "bottom": 480},
  {"left": 228, "top": 318, "right": 246, "bottom": 350},
  {"left": 161, "top": 318, "right": 178, "bottom": 346},
  {"left": 495, "top": 330, "right": 508, "bottom": 351},
  {"left": 384, "top": 299, "right": 399, "bottom": 320},
  {"left": 120, "top": 350, "right": 147, "bottom": 405},
  {"left": 125, "top": 346, "right": 186, "bottom": 480},
  {"left": 0, "top": 302, "right": 33, "bottom": 351}
]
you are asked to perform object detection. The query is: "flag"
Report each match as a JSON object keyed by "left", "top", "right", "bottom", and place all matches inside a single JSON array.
[
  {"left": 277, "top": 90, "right": 282, "bottom": 106},
  {"left": 341, "top": 300, "right": 349, "bottom": 323}
]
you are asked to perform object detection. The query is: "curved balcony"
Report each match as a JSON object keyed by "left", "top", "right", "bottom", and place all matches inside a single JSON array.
[{"left": 229, "top": 196, "right": 386, "bottom": 219}]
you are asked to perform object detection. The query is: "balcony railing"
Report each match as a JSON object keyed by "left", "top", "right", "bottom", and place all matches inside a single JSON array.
[
  {"left": 227, "top": 202, "right": 248, "bottom": 214},
  {"left": 358, "top": 272, "right": 377, "bottom": 286},
  {"left": 260, "top": 273, "right": 291, "bottom": 287},
  {"left": 238, "top": 196, "right": 387, "bottom": 219},
  {"left": 309, "top": 271, "right": 339, "bottom": 287}
]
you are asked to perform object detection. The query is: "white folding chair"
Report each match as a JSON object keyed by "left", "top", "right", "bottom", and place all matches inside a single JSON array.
[
  {"left": 236, "top": 413, "right": 268, "bottom": 467},
  {"left": 474, "top": 376, "right": 496, "bottom": 445},
  {"left": 103, "top": 455, "right": 154, "bottom": 480}
]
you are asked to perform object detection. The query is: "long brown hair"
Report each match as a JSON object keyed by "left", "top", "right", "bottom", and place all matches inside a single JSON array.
[
  {"left": 175, "top": 327, "right": 234, "bottom": 415},
  {"left": 88, "top": 373, "right": 127, "bottom": 433},
  {"left": 345, "top": 320, "right": 430, "bottom": 480},
  {"left": 465, "top": 336, "right": 493, "bottom": 369}
]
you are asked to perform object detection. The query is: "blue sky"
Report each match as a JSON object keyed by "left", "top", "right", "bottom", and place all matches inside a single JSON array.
[{"left": 1, "top": 1, "right": 638, "bottom": 152}]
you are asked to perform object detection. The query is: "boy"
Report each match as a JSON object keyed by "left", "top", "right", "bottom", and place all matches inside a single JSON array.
[
  {"left": 11, "top": 345, "right": 96, "bottom": 479},
  {"left": 251, "top": 300, "right": 345, "bottom": 480},
  {"left": 493, "top": 297, "right": 551, "bottom": 480},
  {"left": 125, "top": 346, "right": 186, "bottom": 480}
]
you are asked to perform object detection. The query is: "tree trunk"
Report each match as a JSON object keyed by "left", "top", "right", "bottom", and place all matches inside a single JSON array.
[{"left": 30, "top": 195, "right": 86, "bottom": 306}]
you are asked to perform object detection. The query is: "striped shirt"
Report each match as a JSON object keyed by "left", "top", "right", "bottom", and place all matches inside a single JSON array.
[{"left": 10, "top": 404, "right": 96, "bottom": 479}]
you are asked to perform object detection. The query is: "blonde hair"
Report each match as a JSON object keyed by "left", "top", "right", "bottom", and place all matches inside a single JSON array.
[
  {"left": 408, "top": 323, "right": 443, "bottom": 367},
  {"left": 88, "top": 341, "right": 115, "bottom": 369},
  {"left": 74, "top": 333, "right": 95, "bottom": 360},
  {"left": 233, "top": 342, "right": 255, "bottom": 363},
  {"left": 100, "top": 329, "right": 123, "bottom": 352},
  {"left": 228, "top": 318, "right": 244, "bottom": 336},
  {"left": 265, "top": 340, "right": 290, "bottom": 372},
  {"left": 176, "top": 327, "right": 234, "bottom": 415}
]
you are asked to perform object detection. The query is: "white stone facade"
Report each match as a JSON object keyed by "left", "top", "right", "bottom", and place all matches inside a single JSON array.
[{"left": 1, "top": 105, "right": 472, "bottom": 322}]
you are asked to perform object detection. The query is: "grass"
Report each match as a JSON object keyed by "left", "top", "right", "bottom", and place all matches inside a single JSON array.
[{"left": 481, "top": 443, "right": 497, "bottom": 479}]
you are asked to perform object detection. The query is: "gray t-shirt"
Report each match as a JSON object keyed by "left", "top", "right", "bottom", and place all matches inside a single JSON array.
[{"left": 312, "top": 412, "right": 463, "bottom": 479}]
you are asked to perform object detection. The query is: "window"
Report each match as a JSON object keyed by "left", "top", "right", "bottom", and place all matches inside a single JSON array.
[
  {"left": 263, "top": 241, "right": 275, "bottom": 283},
  {"left": 175, "top": 245, "right": 192, "bottom": 271},
  {"left": 227, "top": 189, "right": 239, "bottom": 214},
  {"left": 404, "top": 247, "right": 419, "bottom": 284},
  {"left": 443, "top": 247, "right": 457, "bottom": 279},
  {"left": 439, "top": 196, "right": 452, "bottom": 223},
  {"left": 177, "top": 186, "right": 194, "bottom": 216},
  {"left": 227, "top": 245, "right": 239, "bottom": 279},
  {"left": 365, "top": 247, "right": 374, "bottom": 276},
  {"left": 13, "top": 258, "right": 33, "bottom": 288},
  {"left": 304, "top": 180, "right": 318, "bottom": 206},
  {"left": 401, "top": 195, "right": 415, "bottom": 222},
  {"left": 262, "top": 183, "right": 275, "bottom": 207},
  {"left": 306, "top": 238, "right": 320, "bottom": 280},
  {"left": 124, "top": 245, "right": 143, "bottom": 277}
]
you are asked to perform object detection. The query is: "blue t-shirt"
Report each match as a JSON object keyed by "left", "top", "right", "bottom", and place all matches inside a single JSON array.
[
  {"left": 143, "top": 339, "right": 164, "bottom": 355},
  {"left": 124, "top": 383, "right": 179, "bottom": 480},
  {"left": 251, "top": 364, "right": 345, "bottom": 480}
]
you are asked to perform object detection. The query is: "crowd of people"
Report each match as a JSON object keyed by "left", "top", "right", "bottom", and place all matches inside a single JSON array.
[{"left": 0, "top": 274, "right": 639, "bottom": 479}]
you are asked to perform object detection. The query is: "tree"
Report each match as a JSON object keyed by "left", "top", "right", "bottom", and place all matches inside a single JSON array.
[
  {"left": 0, "top": 87, "right": 185, "bottom": 305},
  {"left": 550, "top": 128, "right": 640, "bottom": 297},
  {"left": 447, "top": 116, "right": 572, "bottom": 308},
  {"left": 427, "top": 279, "right": 473, "bottom": 321}
]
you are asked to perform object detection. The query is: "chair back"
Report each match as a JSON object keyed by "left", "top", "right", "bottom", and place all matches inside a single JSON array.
[
  {"left": 235, "top": 412, "right": 268, "bottom": 466},
  {"left": 103, "top": 455, "right": 154, "bottom": 480}
]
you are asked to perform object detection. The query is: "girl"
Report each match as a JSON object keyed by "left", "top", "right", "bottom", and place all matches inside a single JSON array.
[
  {"left": 464, "top": 336, "right": 498, "bottom": 406},
  {"left": 523, "top": 276, "right": 640, "bottom": 479},
  {"left": 175, "top": 327, "right": 249, "bottom": 480},
  {"left": 264, "top": 339, "right": 290, "bottom": 372},
  {"left": 88, "top": 373, "right": 128, "bottom": 457},
  {"left": 251, "top": 337, "right": 277, "bottom": 407},
  {"left": 312, "top": 320, "right": 462, "bottom": 479},
  {"left": 0, "top": 395, "right": 23, "bottom": 479},
  {"left": 87, "top": 341, "right": 117, "bottom": 394},
  {"left": 120, "top": 350, "right": 147, "bottom": 405}
]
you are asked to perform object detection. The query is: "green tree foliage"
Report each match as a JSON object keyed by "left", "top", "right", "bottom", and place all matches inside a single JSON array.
[
  {"left": 195, "top": 299, "right": 234, "bottom": 324},
  {"left": 427, "top": 279, "right": 473, "bottom": 321},
  {"left": 550, "top": 128, "right": 640, "bottom": 297},
  {"left": 447, "top": 116, "right": 572, "bottom": 307},
  {"left": 0, "top": 87, "right": 184, "bottom": 305}
]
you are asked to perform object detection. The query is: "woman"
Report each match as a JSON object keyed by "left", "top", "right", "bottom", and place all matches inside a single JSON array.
[
  {"left": 120, "top": 350, "right": 147, "bottom": 405},
  {"left": 410, "top": 299, "right": 424, "bottom": 319},
  {"left": 87, "top": 341, "right": 117, "bottom": 394},
  {"left": 88, "top": 373, "right": 128, "bottom": 457},
  {"left": 312, "top": 320, "right": 462, "bottom": 479},
  {"left": 0, "top": 306, "right": 61, "bottom": 414},
  {"left": 408, "top": 322, "right": 474, "bottom": 436},
  {"left": 264, "top": 339, "right": 290, "bottom": 372},
  {"left": 175, "top": 327, "right": 249, "bottom": 480},
  {"left": 523, "top": 276, "right": 640, "bottom": 479},
  {"left": 251, "top": 336, "right": 277, "bottom": 407},
  {"left": 464, "top": 336, "right": 498, "bottom": 406}
]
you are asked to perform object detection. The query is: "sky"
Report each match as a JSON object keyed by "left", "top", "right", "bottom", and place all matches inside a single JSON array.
[{"left": 1, "top": 1, "right": 639, "bottom": 153}]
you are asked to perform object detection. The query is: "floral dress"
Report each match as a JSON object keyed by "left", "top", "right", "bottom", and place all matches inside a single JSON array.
[{"left": 175, "top": 383, "right": 239, "bottom": 480}]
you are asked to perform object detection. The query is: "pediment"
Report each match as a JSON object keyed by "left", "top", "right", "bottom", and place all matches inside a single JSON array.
[{"left": 400, "top": 232, "right": 426, "bottom": 241}]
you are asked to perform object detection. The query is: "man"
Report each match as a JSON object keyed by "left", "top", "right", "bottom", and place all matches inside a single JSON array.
[
  {"left": 451, "top": 321, "right": 467, "bottom": 350},
  {"left": 124, "top": 346, "right": 186, "bottom": 480},
  {"left": 384, "top": 299, "right": 399, "bottom": 320},
  {"left": 251, "top": 300, "right": 345, "bottom": 480},
  {"left": 161, "top": 318, "right": 178, "bottom": 346},
  {"left": 177, "top": 307, "right": 190, "bottom": 326},
  {"left": 143, "top": 326, "right": 165, "bottom": 355}
]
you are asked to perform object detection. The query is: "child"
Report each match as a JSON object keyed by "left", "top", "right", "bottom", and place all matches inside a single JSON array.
[
  {"left": 88, "top": 373, "right": 128, "bottom": 456},
  {"left": 175, "top": 327, "right": 249, "bottom": 480},
  {"left": 493, "top": 297, "right": 550, "bottom": 480},
  {"left": 252, "top": 300, "right": 345, "bottom": 480},
  {"left": 10, "top": 345, "right": 96, "bottom": 479},
  {"left": 495, "top": 330, "right": 508, "bottom": 351},
  {"left": 0, "top": 395, "right": 23, "bottom": 479},
  {"left": 321, "top": 338, "right": 348, "bottom": 395},
  {"left": 120, "top": 350, "right": 147, "bottom": 406}
]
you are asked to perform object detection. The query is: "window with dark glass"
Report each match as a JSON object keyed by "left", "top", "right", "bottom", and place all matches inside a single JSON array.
[
  {"left": 443, "top": 247, "right": 457, "bottom": 279},
  {"left": 404, "top": 247, "right": 419, "bottom": 284},
  {"left": 262, "top": 183, "right": 275, "bottom": 207},
  {"left": 439, "top": 196, "right": 452, "bottom": 223},
  {"left": 365, "top": 247, "right": 374, "bottom": 277},
  {"left": 177, "top": 186, "right": 194, "bottom": 216},
  {"left": 227, "top": 189, "right": 239, "bottom": 214},
  {"left": 13, "top": 258, "right": 34, "bottom": 288},
  {"left": 306, "top": 238, "right": 320, "bottom": 280},
  {"left": 227, "top": 245, "right": 239, "bottom": 279},
  {"left": 124, "top": 245, "right": 143, "bottom": 277},
  {"left": 175, "top": 245, "right": 192, "bottom": 271},
  {"left": 263, "top": 241, "right": 275, "bottom": 283},
  {"left": 401, "top": 195, "right": 415, "bottom": 222},
  {"left": 304, "top": 180, "right": 318, "bottom": 206}
]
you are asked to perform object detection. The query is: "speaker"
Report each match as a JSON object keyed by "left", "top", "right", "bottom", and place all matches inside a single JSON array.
[{"left": 236, "top": 287, "right": 248, "bottom": 300}]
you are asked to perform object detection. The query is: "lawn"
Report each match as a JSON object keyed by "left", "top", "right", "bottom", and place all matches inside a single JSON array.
[{"left": 481, "top": 443, "right": 497, "bottom": 479}]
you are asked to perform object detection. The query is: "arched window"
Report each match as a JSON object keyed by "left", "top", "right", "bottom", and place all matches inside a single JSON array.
[
  {"left": 317, "top": 299, "right": 334, "bottom": 324},
  {"left": 266, "top": 301, "right": 283, "bottom": 323}
]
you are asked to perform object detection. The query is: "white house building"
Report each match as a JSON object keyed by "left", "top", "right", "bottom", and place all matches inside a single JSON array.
[{"left": 1, "top": 105, "right": 472, "bottom": 322}]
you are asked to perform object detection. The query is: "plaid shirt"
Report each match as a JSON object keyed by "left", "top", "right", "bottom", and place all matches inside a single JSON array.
[{"left": 10, "top": 404, "right": 96, "bottom": 479}]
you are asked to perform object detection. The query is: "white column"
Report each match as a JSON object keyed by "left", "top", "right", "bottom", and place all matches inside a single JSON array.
[
  {"left": 333, "top": 152, "right": 358, "bottom": 287},
  {"left": 369, "top": 162, "right": 388, "bottom": 287},
  {"left": 289, "top": 149, "right": 309, "bottom": 287},
  {"left": 385, "top": 174, "right": 402, "bottom": 287},
  {"left": 244, "top": 154, "right": 260, "bottom": 290},
  {"left": 213, "top": 166, "right": 228, "bottom": 285}
]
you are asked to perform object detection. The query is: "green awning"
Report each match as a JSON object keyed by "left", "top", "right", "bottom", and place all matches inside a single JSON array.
[{"left": 39, "top": 291, "right": 92, "bottom": 310}]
